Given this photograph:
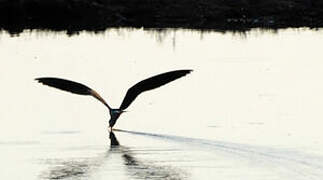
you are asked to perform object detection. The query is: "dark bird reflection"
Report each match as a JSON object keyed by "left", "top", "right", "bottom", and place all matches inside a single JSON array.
[
  {"left": 44, "top": 160, "right": 90, "bottom": 180},
  {"left": 109, "top": 131, "right": 185, "bottom": 180},
  {"left": 40, "top": 131, "right": 185, "bottom": 180},
  {"left": 109, "top": 131, "right": 120, "bottom": 146}
]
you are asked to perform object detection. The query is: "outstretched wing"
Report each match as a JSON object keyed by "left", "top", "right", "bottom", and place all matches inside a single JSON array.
[
  {"left": 119, "top": 70, "right": 192, "bottom": 110},
  {"left": 35, "top": 77, "right": 111, "bottom": 110}
]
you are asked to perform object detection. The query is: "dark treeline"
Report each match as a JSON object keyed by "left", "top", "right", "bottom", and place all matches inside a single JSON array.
[{"left": 0, "top": 0, "right": 322, "bottom": 34}]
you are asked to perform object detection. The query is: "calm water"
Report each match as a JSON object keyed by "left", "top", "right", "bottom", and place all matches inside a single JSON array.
[{"left": 1, "top": 28, "right": 323, "bottom": 180}]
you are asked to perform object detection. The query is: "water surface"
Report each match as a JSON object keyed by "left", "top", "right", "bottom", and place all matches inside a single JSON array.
[{"left": 1, "top": 28, "right": 323, "bottom": 180}]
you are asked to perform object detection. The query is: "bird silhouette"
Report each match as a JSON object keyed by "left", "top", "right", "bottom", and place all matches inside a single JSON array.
[{"left": 36, "top": 70, "right": 192, "bottom": 130}]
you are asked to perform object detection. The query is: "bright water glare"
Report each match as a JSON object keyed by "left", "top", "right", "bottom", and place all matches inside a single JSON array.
[{"left": 1, "top": 28, "right": 323, "bottom": 180}]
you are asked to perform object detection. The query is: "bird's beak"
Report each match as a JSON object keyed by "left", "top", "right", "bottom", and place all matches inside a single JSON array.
[{"left": 121, "top": 110, "right": 127, "bottom": 113}]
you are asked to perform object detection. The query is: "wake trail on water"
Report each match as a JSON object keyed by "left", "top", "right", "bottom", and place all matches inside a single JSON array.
[{"left": 114, "top": 129, "right": 323, "bottom": 180}]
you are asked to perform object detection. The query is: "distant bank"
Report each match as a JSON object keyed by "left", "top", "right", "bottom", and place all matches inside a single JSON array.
[{"left": 0, "top": 0, "right": 322, "bottom": 35}]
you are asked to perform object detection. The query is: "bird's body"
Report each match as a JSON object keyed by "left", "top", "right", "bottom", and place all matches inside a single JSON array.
[
  {"left": 36, "top": 70, "right": 192, "bottom": 129},
  {"left": 109, "top": 109, "right": 124, "bottom": 128}
]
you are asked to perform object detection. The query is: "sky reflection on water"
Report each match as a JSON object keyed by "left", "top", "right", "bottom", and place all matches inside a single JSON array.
[{"left": 2, "top": 28, "right": 323, "bottom": 180}]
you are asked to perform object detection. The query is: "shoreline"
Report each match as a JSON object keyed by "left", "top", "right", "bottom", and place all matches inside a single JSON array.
[{"left": 1, "top": 0, "right": 322, "bottom": 35}]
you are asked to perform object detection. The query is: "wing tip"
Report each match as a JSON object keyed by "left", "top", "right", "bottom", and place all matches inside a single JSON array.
[
  {"left": 182, "top": 69, "right": 193, "bottom": 76},
  {"left": 35, "top": 77, "right": 42, "bottom": 83},
  {"left": 34, "top": 77, "right": 48, "bottom": 84}
]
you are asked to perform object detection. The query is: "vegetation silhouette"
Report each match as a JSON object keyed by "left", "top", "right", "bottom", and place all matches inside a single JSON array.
[{"left": 1, "top": 0, "right": 322, "bottom": 35}]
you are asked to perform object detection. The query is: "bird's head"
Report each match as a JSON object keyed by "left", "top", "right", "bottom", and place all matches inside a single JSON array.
[{"left": 111, "top": 109, "right": 126, "bottom": 115}]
